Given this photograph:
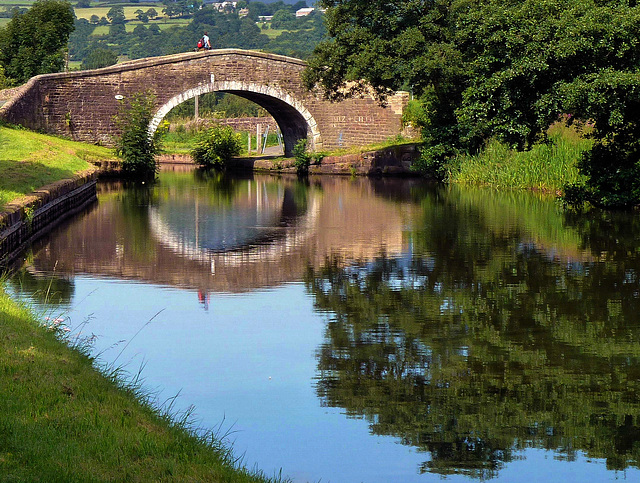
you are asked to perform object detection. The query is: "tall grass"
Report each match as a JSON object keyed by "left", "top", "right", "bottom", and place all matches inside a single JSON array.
[{"left": 450, "top": 123, "right": 591, "bottom": 192}]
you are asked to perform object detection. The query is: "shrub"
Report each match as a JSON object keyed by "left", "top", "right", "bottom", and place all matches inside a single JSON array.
[
  {"left": 292, "top": 138, "right": 324, "bottom": 176},
  {"left": 190, "top": 125, "right": 242, "bottom": 169},
  {"left": 292, "top": 138, "right": 312, "bottom": 175},
  {"left": 113, "top": 91, "right": 164, "bottom": 179}
]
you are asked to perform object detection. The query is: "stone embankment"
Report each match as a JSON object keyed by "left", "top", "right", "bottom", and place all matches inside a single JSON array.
[
  {"left": 0, "top": 167, "right": 99, "bottom": 266},
  {"left": 157, "top": 143, "right": 420, "bottom": 176}
]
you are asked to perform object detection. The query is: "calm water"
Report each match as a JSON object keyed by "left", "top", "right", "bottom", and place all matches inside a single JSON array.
[{"left": 7, "top": 168, "right": 640, "bottom": 482}]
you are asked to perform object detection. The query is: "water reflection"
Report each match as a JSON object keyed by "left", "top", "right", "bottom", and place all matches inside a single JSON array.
[
  {"left": 308, "top": 187, "right": 640, "bottom": 478},
  {"left": 7, "top": 170, "right": 640, "bottom": 481},
  {"left": 18, "top": 171, "right": 414, "bottom": 294}
]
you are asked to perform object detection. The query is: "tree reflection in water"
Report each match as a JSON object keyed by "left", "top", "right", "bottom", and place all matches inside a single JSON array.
[{"left": 307, "top": 187, "right": 640, "bottom": 479}]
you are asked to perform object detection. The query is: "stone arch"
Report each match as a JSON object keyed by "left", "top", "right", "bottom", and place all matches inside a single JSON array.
[{"left": 149, "top": 79, "right": 322, "bottom": 156}]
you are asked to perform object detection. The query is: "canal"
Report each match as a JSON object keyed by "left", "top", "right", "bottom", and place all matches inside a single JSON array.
[{"left": 7, "top": 167, "right": 640, "bottom": 482}]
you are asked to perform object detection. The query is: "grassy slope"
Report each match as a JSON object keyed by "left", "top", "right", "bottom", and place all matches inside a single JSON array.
[
  {"left": 0, "top": 125, "right": 115, "bottom": 210},
  {"left": 0, "top": 290, "right": 275, "bottom": 482}
]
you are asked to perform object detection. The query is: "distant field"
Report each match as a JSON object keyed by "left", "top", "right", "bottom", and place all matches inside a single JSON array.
[
  {"left": 90, "top": 18, "right": 187, "bottom": 35},
  {"left": 0, "top": 18, "right": 8, "bottom": 28},
  {"left": 75, "top": 6, "right": 159, "bottom": 21}
]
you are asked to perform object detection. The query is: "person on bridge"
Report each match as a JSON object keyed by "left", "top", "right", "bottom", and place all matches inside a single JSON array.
[{"left": 203, "top": 32, "right": 211, "bottom": 50}]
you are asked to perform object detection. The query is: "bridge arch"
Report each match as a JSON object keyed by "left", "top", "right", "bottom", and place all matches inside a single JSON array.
[
  {"left": 149, "top": 79, "right": 322, "bottom": 156},
  {"left": 0, "top": 49, "right": 409, "bottom": 152}
]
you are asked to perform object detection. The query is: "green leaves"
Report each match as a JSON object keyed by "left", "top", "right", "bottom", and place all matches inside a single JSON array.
[
  {"left": 308, "top": 0, "right": 640, "bottom": 206},
  {"left": 190, "top": 125, "right": 242, "bottom": 170},
  {"left": 0, "top": 0, "right": 75, "bottom": 85},
  {"left": 113, "top": 92, "right": 163, "bottom": 179}
]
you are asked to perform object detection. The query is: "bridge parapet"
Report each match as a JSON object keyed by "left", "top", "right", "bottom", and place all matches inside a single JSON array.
[{"left": 0, "top": 49, "right": 409, "bottom": 155}]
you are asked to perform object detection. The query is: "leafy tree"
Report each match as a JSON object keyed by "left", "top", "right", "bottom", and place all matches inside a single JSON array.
[
  {"left": 270, "top": 9, "right": 297, "bottom": 30},
  {"left": 81, "top": 47, "right": 117, "bottom": 70},
  {"left": 75, "top": 0, "right": 90, "bottom": 7},
  {"left": 146, "top": 8, "right": 158, "bottom": 19},
  {"left": 135, "top": 9, "right": 149, "bottom": 23},
  {"left": 0, "top": 64, "right": 9, "bottom": 89},
  {"left": 113, "top": 92, "right": 164, "bottom": 179},
  {"left": 107, "top": 6, "right": 125, "bottom": 24},
  {"left": 305, "top": 0, "right": 640, "bottom": 207},
  {"left": 0, "top": 0, "right": 75, "bottom": 85},
  {"left": 90, "top": 14, "right": 99, "bottom": 24},
  {"left": 68, "top": 17, "right": 95, "bottom": 62}
]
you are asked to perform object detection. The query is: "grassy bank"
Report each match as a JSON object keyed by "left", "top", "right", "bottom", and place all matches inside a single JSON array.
[
  {"left": 0, "top": 288, "right": 278, "bottom": 482},
  {"left": 0, "top": 125, "right": 281, "bottom": 481},
  {"left": 449, "top": 123, "right": 591, "bottom": 193},
  {"left": 0, "top": 124, "right": 116, "bottom": 210}
]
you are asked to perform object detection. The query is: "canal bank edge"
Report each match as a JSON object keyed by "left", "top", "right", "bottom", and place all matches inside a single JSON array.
[
  {"left": 154, "top": 143, "right": 421, "bottom": 176},
  {"left": 0, "top": 167, "right": 99, "bottom": 266}
]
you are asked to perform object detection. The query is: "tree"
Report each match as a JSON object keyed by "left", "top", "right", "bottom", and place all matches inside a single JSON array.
[
  {"left": 0, "top": 64, "right": 9, "bottom": 89},
  {"left": 146, "top": 8, "right": 158, "bottom": 19},
  {"left": 270, "top": 9, "right": 296, "bottom": 30},
  {"left": 190, "top": 125, "right": 242, "bottom": 170},
  {"left": 304, "top": 0, "right": 640, "bottom": 206},
  {"left": 81, "top": 47, "right": 117, "bottom": 69},
  {"left": 113, "top": 91, "right": 164, "bottom": 179},
  {"left": 0, "top": 0, "right": 75, "bottom": 85},
  {"left": 135, "top": 9, "right": 149, "bottom": 23},
  {"left": 90, "top": 14, "right": 99, "bottom": 24},
  {"left": 107, "top": 5, "right": 125, "bottom": 24},
  {"left": 75, "top": 0, "right": 90, "bottom": 7}
]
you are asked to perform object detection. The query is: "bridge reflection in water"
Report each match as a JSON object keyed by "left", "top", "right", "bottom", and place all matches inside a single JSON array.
[{"left": 22, "top": 169, "right": 417, "bottom": 293}]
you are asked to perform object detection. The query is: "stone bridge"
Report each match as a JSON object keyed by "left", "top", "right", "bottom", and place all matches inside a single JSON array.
[{"left": 0, "top": 49, "right": 409, "bottom": 155}]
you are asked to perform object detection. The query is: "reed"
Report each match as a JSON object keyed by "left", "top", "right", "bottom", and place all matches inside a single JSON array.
[{"left": 450, "top": 123, "right": 591, "bottom": 193}]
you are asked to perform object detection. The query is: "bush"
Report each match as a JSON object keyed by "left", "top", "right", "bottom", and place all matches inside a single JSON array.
[
  {"left": 292, "top": 138, "right": 324, "bottom": 176},
  {"left": 292, "top": 138, "right": 312, "bottom": 175},
  {"left": 113, "top": 91, "right": 164, "bottom": 179},
  {"left": 190, "top": 125, "right": 242, "bottom": 169}
]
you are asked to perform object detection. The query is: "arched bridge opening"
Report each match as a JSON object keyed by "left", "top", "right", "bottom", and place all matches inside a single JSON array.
[{"left": 150, "top": 79, "right": 318, "bottom": 156}]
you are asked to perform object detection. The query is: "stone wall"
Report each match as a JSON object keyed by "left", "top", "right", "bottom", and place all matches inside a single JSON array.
[
  {"left": 0, "top": 49, "right": 410, "bottom": 155},
  {"left": 170, "top": 116, "right": 279, "bottom": 134}
]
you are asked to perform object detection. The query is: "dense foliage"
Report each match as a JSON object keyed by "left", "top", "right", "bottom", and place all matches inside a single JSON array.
[
  {"left": 305, "top": 0, "right": 640, "bottom": 207},
  {"left": 190, "top": 125, "right": 242, "bottom": 169},
  {"left": 0, "top": 0, "right": 75, "bottom": 85},
  {"left": 113, "top": 92, "right": 164, "bottom": 179}
]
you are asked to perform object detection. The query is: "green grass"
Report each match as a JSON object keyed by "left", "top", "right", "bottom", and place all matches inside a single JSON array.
[
  {"left": 320, "top": 135, "right": 418, "bottom": 157},
  {"left": 0, "top": 124, "right": 116, "bottom": 209},
  {"left": 0, "top": 286, "right": 281, "bottom": 482},
  {"left": 449, "top": 123, "right": 591, "bottom": 192}
]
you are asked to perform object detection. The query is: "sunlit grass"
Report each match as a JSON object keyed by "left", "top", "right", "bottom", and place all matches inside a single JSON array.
[
  {"left": 0, "top": 286, "right": 284, "bottom": 482},
  {"left": 0, "top": 125, "right": 115, "bottom": 209},
  {"left": 74, "top": 6, "right": 159, "bottom": 21},
  {"left": 450, "top": 123, "right": 591, "bottom": 192}
]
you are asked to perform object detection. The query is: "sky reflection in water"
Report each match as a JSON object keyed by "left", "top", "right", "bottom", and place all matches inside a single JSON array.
[{"left": 7, "top": 170, "right": 640, "bottom": 482}]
